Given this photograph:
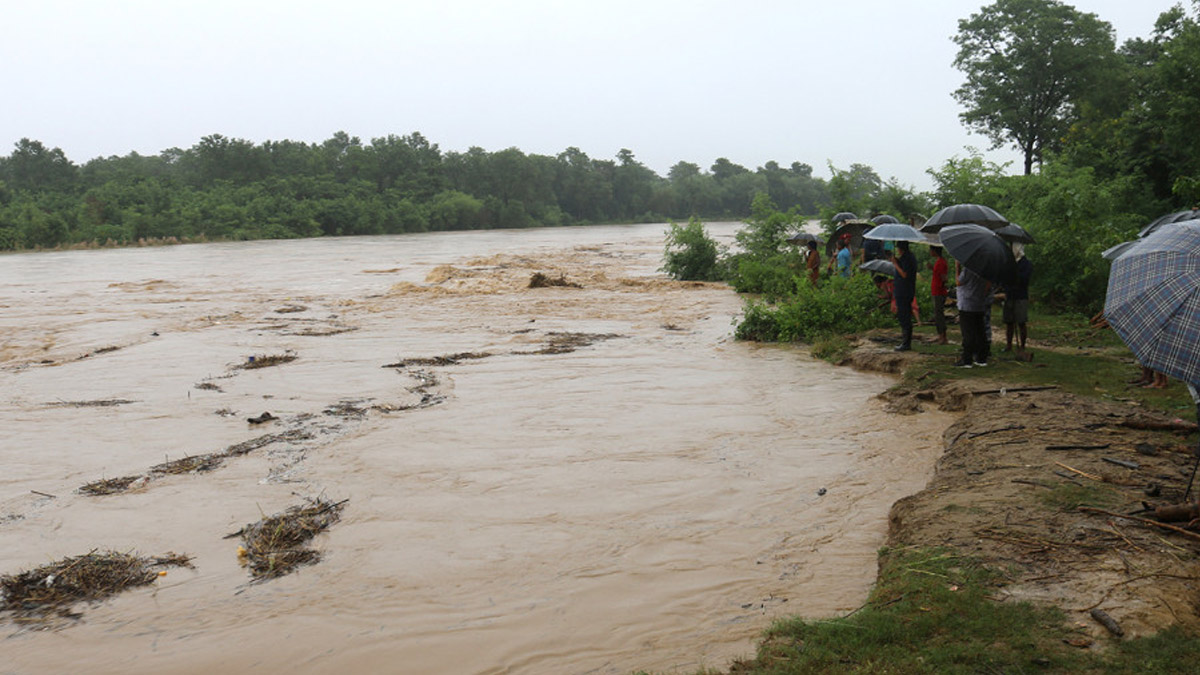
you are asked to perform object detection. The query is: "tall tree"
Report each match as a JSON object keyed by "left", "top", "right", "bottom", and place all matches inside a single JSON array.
[{"left": 952, "top": 0, "right": 1121, "bottom": 174}]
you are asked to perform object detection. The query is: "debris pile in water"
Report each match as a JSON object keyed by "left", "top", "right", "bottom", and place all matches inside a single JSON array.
[
  {"left": 228, "top": 497, "right": 347, "bottom": 581},
  {"left": 1, "top": 550, "right": 192, "bottom": 622},
  {"left": 238, "top": 353, "right": 297, "bottom": 370},
  {"left": 528, "top": 272, "right": 581, "bottom": 288}
]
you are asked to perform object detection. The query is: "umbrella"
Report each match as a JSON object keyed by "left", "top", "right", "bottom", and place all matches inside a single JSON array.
[
  {"left": 1101, "top": 240, "right": 1138, "bottom": 261},
  {"left": 1104, "top": 220, "right": 1200, "bottom": 496},
  {"left": 860, "top": 259, "right": 896, "bottom": 276},
  {"left": 831, "top": 212, "right": 858, "bottom": 225},
  {"left": 863, "top": 222, "right": 927, "bottom": 243},
  {"left": 826, "top": 219, "right": 874, "bottom": 257},
  {"left": 871, "top": 214, "right": 900, "bottom": 225},
  {"left": 1104, "top": 221, "right": 1200, "bottom": 387},
  {"left": 786, "top": 232, "right": 824, "bottom": 245},
  {"left": 920, "top": 203, "right": 1009, "bottom": 233},
  {"left": 1138, "top": 209, "right": 1200, "bottom": 238},
  {"left": 938, "top": 224, "right": 1017, "bottom": 286},
  {"left": 995, "top": 222, "right": 1035, "bottom": 244}
]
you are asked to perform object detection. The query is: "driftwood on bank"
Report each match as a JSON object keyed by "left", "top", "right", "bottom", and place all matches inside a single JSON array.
[{"left": 1078, "top": 506, "right": 1200, "bottom": 543}]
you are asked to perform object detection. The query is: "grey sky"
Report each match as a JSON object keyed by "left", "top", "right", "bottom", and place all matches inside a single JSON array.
[{"left": 0, "top": 0, "right": 1176, "bottom": 191}]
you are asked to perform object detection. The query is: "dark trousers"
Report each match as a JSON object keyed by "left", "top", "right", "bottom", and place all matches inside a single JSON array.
[
  {"left": 960, "top": 310, "right": 989, "bottom": 363},
  {"left": 896, "top": 296, "right": 913, "bottom": 347},
  {"left": 933, "top": 295, "right": 947, "bottom": 335}
]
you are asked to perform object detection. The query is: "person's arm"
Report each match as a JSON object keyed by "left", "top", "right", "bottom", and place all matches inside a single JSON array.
[{"left": 891, "top": 253, "right": 908, "bottom": 279}]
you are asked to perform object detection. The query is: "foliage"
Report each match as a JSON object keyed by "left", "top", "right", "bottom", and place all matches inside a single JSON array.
[
  {"left": 953, "top": 0, "right": 1124, "bottom": 174},
  {"left": 735, "top": 274, "right": 893, "bottom": 343},
  {"left": 661, "top": 218, "right": 725, "bottom": 281},
  {"left": 925, "top": 149, "right": 1012, "bottom": 208},
  {"left": 734, "top": 193, "right": 799, "bottom": 261},
  {"left": 0, "top": 134, "right": 833, "bottom": 251},
  {"left": 726, "top": 254, "right": 801, "bottom": 300}
]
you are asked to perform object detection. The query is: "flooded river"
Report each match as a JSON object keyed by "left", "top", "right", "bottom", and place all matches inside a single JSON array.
[{"left": 0, "top": 223, "right": 950, "bottom": 673}]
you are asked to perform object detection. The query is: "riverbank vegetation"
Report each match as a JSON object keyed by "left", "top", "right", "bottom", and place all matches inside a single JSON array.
[{"left": 0, "top": 133, "right": 834, "bottom": 251}]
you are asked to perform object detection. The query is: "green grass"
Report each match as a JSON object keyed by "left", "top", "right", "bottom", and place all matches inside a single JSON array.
[
  {"left": 1038, "top": 483, "right": 1124, "bottom": 512},
  {"left": 721, "top": 547, "right": 1200, "bottom": 675},
  {"left": 903, "top": 306, "right": 1197, "bottom": 417}
]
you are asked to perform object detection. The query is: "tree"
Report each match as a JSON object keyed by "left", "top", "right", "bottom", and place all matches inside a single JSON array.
[
  {"left": 952, "top": 0, "right": 1122, "bottom": 175},
  {"left": 3, "top": 138, "right": 78, "bottom": 192}
]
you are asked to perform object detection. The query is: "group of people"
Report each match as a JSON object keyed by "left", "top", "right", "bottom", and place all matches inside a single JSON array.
[{"left": 800, "top": 230, "right": 1033, "bottom": 362}]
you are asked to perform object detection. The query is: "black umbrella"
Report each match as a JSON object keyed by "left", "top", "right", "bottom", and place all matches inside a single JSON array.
[
  {"left": 825, "top": 219, "right": 874, "bottom": 256},
  {"left": 939, "top": 224, "right": 1017, "bottom": 286},
  {"left": 995, "top": 222, "right": 1035, "bottom": 244},
  {"left": 871, "top": 214, "right": 900, "bottom": 225},
  {"left": 920, "top": 204, "right": 1009, "bottom": 233},
  {"left": 831, "top": 212, "right": 858, "bottom": 225},
  {"left": 786, "top": 232, "right": 824, "bottom": 245},
  {"left": 860, "top": 259, "right": 895, "bottom": 276}
]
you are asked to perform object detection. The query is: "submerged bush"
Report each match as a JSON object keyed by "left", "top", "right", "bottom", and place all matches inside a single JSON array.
[{"left": 662, "top": 217, "right": 725, "bottom": 281}]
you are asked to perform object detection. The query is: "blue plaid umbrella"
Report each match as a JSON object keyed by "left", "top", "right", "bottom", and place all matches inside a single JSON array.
[{"left": 1104, "top": 220, "right": 1200, "bottom": 387}]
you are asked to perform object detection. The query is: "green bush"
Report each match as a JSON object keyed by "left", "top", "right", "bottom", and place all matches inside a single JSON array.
[
  {"left": 661, "top": 217, "right": 725, "bottom": 281},
  {"left": 735, "top": 274, "right": 894, "bottom": 342}
]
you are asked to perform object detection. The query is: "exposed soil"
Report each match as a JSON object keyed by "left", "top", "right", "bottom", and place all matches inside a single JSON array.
[{"left": 844, "top": 340, "right": 1200, "bottom": 643}]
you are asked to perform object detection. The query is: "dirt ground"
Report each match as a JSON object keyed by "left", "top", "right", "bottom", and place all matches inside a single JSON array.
[{"left": 843, "top": 339, "right": 1200, "bottom": 644}]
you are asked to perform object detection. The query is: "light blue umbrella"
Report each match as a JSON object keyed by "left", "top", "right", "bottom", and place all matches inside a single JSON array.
[{"left": 862, "top": 222, "right": 926, "bottom": 242}]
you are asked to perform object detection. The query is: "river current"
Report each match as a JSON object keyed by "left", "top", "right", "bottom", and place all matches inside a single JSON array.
[{"left": 0, "top": 222, "right": 949, "bottom": 673}]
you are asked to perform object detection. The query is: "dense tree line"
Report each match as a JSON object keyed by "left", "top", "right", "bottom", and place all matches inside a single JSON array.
[{"left": 0, "top": 132, "right": 833, "bottom": 250}]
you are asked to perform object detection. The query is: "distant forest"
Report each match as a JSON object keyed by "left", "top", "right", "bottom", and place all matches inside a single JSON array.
[{"left": 0, "top": 133, "right": 838, "bottom": 250}]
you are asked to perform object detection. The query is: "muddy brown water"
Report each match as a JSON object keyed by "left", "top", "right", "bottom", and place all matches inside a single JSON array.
[{"left": 0, "top": 223, "right": 950, "bottom": 674}]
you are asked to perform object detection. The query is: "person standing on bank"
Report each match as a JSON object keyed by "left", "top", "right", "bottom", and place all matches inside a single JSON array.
[
  {"left": 1003, "top": 242, "right": 1033, "bottom": 353},
  {"left": 806, "top": 240, "right": 821, "bottom": 286},
  {"left": 929, "top": 245, "right": 949, "bottom": 345},
  {"left": 890, "top": 240, "right": 917, "bottom": 351},
  {"left": 955, "top": 265, "right": 991, "bottom": 367}
]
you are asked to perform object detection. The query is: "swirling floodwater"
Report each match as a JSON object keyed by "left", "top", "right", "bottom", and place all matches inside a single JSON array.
[{"left": 0, "top": 223, "right": 950, "bottom": 674}]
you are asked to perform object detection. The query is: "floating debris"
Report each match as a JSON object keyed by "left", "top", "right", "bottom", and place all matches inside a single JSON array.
[
  {"left": 194, "top": 382, "right": 223, "bottom": 392},
  {"left": 247, "top": 411, "right": 278, "bottom": 425},
  {"left": 238, "top": 353, "right": 297, "bottom": 370},
  {"left": 46, "top": 399, "right": 136, "bottom": 408},
  {"left": 382, "top": 352, "right": 491, "bottom": 368},
  {"left": 528, "top": 272, "right": 581, "bottom": 288},
  {"left": 323, "top": 401, "right": 369, "bottom": 419},
  {"left": 527, "top": 332, "right": 623, "bottom": 355},
  {"left": 1, "top": 549, "right": 192, "bottom": 622},
  {"left": 149, "top": 453, "right": 224, "bottom": 475},
  {"left": 77, "top": 475, "right": 146, "bottom": 496},
  {"left": 228, "top": 497, "right": 347, "bottom": 581},
  {"left": 274, "top": 305, "right": 308, "bottom": 314}
]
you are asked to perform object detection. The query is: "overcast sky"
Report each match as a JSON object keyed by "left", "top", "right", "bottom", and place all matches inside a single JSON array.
[{"left": 0, "top": 0, "right": 1177, "bottom": 191}]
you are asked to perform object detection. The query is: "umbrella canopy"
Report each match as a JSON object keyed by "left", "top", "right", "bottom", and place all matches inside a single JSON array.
[
  {"left": 939, "top": 224, "right": 1017, "bottom": 286},
  {"left": 871, "top": 214, "right": 900, "bottom": 225},
  {"left": 863, "top": 222, "right": 926, "bottom": 243},
  {"left": 995, "top": 222, "right": 1035, "bottom": 244},
  {"left": 786, "top": 232, "right": 824, "bottom": 245},
  {"left": 920, "top": 203, "right": 1009, "bottom": 233},
  {"left": 1138, "top": 209, "right": 1200, "bottom": 238},
  {"left": 831, "top": 212, "right": 858, "bottom": 225},
  {"left": 1104, "top": 221, "right": 1200, "bottom": 387},
  {"left": 1101, "top": 240, "right": 1138, "bottom": 261},
  {"left": 860, "top": 259, "right": 896, "bottom": 276},
  {"left": 826, "top": 219, "right": 874, "bottom": 256}
]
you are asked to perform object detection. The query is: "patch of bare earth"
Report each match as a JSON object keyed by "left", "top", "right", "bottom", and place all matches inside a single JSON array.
[{"left": 846, "top": 341, "right": 1200, "bottom": 642}]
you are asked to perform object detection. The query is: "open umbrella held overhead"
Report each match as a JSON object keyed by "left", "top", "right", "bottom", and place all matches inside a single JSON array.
[
  {"left": 786, "top": 232, "right": 824, "bottom": 246},
  {"left": 1105, "top": 220, "right": 1200, "bottom": 496},
  {"left": 860, "top": 259, "right": 896, "bottom": 276},
  {"left": 921, "top": 203, "right": 1009, "bottom": 233},
  {"left": 863, "top": 222, "right": 926, "bottom": 243},
  {"left": 995, "top": 222, "right": 1035, "bottom": 244},
  {"left": 826, "top": 219, "right": 874, "bottom": 257},
  {"left": 938, "top": 224, "right": 1017, "bottom": 286}
]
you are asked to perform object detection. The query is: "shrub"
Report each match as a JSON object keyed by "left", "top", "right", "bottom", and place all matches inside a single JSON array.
[
  {"left": 735, "top": 274, "right": 894, "bottom": 342},
  {"left": 662, "top": 217, "right": 726, "bottom": 281}
]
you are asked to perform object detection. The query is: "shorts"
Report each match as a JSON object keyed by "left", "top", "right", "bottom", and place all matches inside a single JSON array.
[{"left": 1003, "top": 298, "right": 1028, "bottom": 324}]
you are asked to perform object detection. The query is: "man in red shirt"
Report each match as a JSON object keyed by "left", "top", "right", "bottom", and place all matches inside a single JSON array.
[{"left": 929, "top": 246, "right": 949, "bottom": 344}]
